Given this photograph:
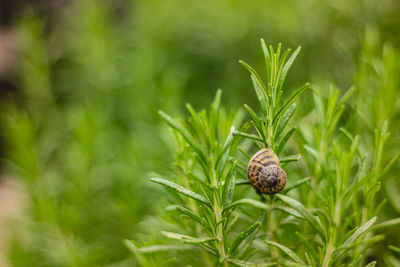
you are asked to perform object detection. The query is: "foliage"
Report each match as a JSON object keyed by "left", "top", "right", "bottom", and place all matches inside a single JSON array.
[
  {"left": 0, "top": 0, "right": 399, "bottom": 266},
  {"left": 133, "top": 41, "right": 400, "bottom": 266}
]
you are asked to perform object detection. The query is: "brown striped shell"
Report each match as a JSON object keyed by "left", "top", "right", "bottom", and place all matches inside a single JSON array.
[{"left": 247, "top": 148, "right": 286, "bottom": 195}]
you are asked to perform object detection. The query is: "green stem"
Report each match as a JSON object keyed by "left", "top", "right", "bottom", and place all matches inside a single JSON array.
[
  {"left": 181, "top": 152, "right": 214, "bottom": 266},
  {"left": 214, "top": 193, "right": 228, "bottom": 267},
  {"left": 322, "top": 237, "right": 335, "bottom": 267},
  {"left": 352, "top": 207, "right": 369, "bottom": 261},
  {"left": 323, "top": 195, "right": 341, "bottom": 267},
  {"left": 268, "top": 196, "right": 280, "bottom": 265},
  {"left": 210, "top": 159, "right": 227, "bottom": 267}
]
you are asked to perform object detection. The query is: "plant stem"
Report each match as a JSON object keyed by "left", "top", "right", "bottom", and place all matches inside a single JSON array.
[
  {"left": 322, "top": 237, "right": 335, "bottom": 267},
  {"left": 352, "top": 206, "right": 369, "bottom": 261},
  {"left": 268, "top": 196, "right": 280, "bottom": 265},
  {"left": 210, "top": 158, "right": 227, "bottom": 267},
  {"left": 214, "top": 193, "right": 227, "bottom": 267},
  {"left": 180, "top": 150, "right": 214, "bottom": 266}
]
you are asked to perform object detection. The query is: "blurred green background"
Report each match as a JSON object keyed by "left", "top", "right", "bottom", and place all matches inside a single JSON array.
[{"left": 0, "top": 0, "right": 399, "bottom": 266}]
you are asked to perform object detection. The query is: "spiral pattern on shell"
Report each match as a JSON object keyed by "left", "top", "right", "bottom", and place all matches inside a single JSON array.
[{"left": 247, "top": 148, "right": 286, "bottom": 195}]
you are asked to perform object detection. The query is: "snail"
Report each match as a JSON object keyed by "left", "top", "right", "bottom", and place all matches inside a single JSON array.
[{"left": 247, "top": 148, "right": 286, "bottom": 195}]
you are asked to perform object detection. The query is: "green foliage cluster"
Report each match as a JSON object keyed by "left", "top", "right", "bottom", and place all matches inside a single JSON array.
[
  {"left": 0, "top": 0, "right": 399, "bottom": 266},
  {"left": 132, "top": 41, "right": 400, "bottom": 266}
]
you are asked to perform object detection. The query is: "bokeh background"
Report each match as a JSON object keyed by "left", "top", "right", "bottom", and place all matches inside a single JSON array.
[{"left": 0, "top": 0, "right": 399, "bottom": 266}]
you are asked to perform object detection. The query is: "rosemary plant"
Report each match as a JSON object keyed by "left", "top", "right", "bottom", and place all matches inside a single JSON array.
[
  {"left": 294, "top": 87, "right": 400, "bottom": 266},
  {"left": 235, "top": 40, "right": 309, "bottom": 152},
  {"left": 126, "top": 89, "right": 254, "bottom": 266},
  {"left": 127, "top": 40, "right": 400, "bottom": 266},
  {"left": 126, "top": 41, "right": 310, "bottom": 266}
]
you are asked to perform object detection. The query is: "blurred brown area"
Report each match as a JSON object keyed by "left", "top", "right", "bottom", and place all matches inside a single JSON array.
[
  {"left": 0, "top": 0, "right": 68, "bottom": 76},
  {"left": 0, "top": 178, "right": 27, "bottom": 267},
  {"left": 0, "top": 30, "right": 16, "bottom": 79}
]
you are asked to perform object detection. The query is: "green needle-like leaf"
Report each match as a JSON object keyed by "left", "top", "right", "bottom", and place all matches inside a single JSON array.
[
  {"left": 273, "top": 205, "right": 304, "bottom": 219},
  {"left": 175, "top": 206, "right": 213, "bottom": 233},
  {"left": 389, "top": 245, "right": 400, "bottom": 254},
  {"left": 275, "top": 103, "right": 296, "bottom": 139},
  {"left": 224, "top": 198, "right": 269, "bottom": 212},
  {"left": 380, "top": 151, "right": 400, "bottom": 178},
  {"left": 340, "top": 217, "right": 377, "bottom": 248},
  {"left": 275, "top": 126, "right": 296, "bottom": 154},
  {"left": 276, "top": 194, "right": 323, "bottom": 237},
  {"left": 150, "top": 178, "right": 212, "bottom": 208},
  {"left": 130, "top": 243, "right": 195, "bottom": 254},
  {"left": 234, "top": 130, "right": 264, "bottom": 143},
  {"left": 227, "top": 258, "right": 272, "bottom": 267},
  {"left": 243, "top": 104, "right": 263, "bottom": 131},
  {"left": 161, "top": 231, "right": 217, "bottom": 244},
  {"left": 159, "top": 111, "right": 207, "bottom": 164},
  {"left": 239, "top": 60, "right": 269, "bottom": 114},
  {"left": 295, "top": 232, "right": 318, "bottom": 261},
  {"left": 280, "top": 154, "right": 301, "bottom": 165},
  {"left": 217, "top": 126, "right": 236, "bottom": 177},
  {"left": 210, "top": 89, "right": 222, "bottom": 116},
  {"left": 273, "top": 83, "right": 309, "bottom": 124},
  {"left": 235, "top": 179, "right": 250, "bottom": 185},
  {"left": 229, "top": 222, "right": 261, "bottom": 255},
  {"left": 282, "top": 177, "right": 311, "bottom": 193},
  {"left": 373, "top": 217, "right": 400, "bottom": 230},
  {"left": 261, "top": 39, "right": 271, "bottom": 80},
  {"left": 265, "top": 240, "right": 306, "bottom": 265},
  {"left": 250, "top": 75, "right": 269, "bottom": 116},
  {"left": 223, "top": 163, "right": 237, "bottom": 207},
  {"left": 278, "top": 46, "right": 301, "bottom": 92}
]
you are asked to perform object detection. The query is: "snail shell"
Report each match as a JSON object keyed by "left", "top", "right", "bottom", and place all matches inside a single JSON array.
[{"left": 247, "top": 148, "right": 286, "bottom": 195}]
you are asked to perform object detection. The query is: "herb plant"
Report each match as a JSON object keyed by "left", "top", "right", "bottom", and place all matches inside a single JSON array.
[{"left": 127, "top": 40, "right": 400, "bottom": 266}]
